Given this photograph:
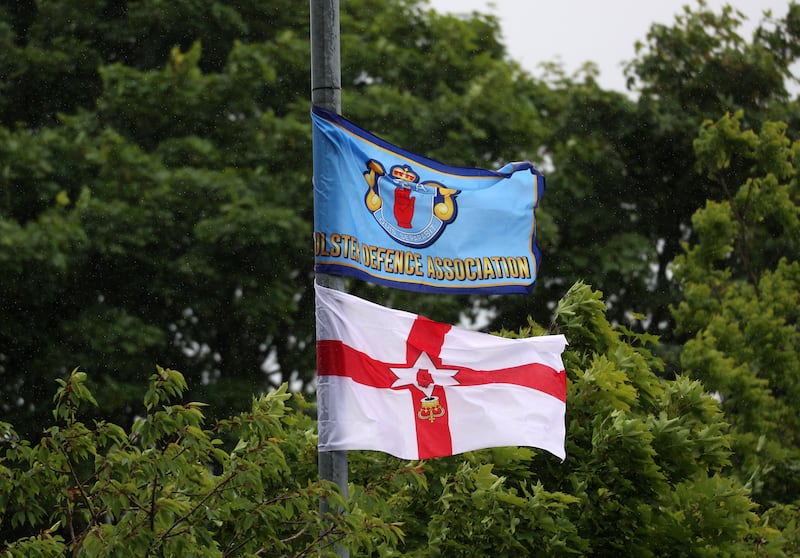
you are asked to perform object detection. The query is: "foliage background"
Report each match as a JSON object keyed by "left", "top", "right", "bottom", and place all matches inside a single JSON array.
[{"left": 1, "top": 0, "right": 799, "bottom": 554}]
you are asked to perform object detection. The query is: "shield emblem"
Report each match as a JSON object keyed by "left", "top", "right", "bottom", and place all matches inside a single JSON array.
[{"left": 363, "top": 161, "right": 458, "bottom": 248}]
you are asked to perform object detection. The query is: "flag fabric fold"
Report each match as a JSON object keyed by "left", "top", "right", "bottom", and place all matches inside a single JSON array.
[
  {"left": 315, "top": 283, "right": 568, "bottom": 460},
  {"left": 312, "top": 106, "right": 546, "bottom": 295}
]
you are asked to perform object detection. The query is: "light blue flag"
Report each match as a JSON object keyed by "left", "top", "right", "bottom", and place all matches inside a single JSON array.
[{"left": 312, "top": 106, "right": 546, "bottom": 294}]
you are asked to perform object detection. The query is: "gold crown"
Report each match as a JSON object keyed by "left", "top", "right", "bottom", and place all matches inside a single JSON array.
[{"left": 391, "top": 166, "right": 417, "bottom": 182}]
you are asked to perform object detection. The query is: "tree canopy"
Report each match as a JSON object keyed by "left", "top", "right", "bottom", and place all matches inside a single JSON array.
[
  {"left": 3, "top": 282, "right": 795, "bottom": 555},
  {"left": 673, "top": 110, "right": 800, "bottom": 508},
  {"left": 1, "top": 0, "right": 799, "bottom": 553}
]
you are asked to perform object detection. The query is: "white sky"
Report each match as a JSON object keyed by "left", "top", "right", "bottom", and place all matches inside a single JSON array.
[{"left": 427, "top": 0, "right": 795, "bottom": 92}]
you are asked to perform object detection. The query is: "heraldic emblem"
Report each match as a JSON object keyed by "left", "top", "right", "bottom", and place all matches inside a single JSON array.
[{"left": 363, "top": 159, "right": 459, "bottom": 248}]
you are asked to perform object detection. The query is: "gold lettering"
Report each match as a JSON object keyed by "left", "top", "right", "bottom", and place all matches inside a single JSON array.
[
  {"left": 391, "top": 250, "right": 404, "bottom": 274},
  {"left": 482, "top": 257, "right": 496, "bottom": 279},
  {"left": 376, "top": 247, "right": 387, "bottom": 270},
  {"left": 443, "top": 258, "right": 454, "bottom": 281},
  {"left": 436, "top": 257, "right": 446, "bottom": 280},
  {"left": 491, "top": 256, "right": 507, "bottom": 278},
  {"left": 314, "top": 232, "right": 328, "bottom": 256},
  {"left": 413, "top": 253, "right": 423, "bottom": 276},
  {"left": 329, "top": 233, "right": 341, "bottom": 257},
  {"left": 369, "top": 245, "right": 379, "bottom": 270},
  {"left": 507, "top": 257, "right": 518, "bottom": 278},
  {"left": 405, "top": 252, "right": 417, "bottom": 275},
  {"left": 426, "top": 256, "right": 436, "bottom": 278},
  {"left": 516, "top": 256, "right": 530, "bottom": 279},
  {"left": 454, "top": 258, "right": 466, "bottom": 281},
  {"left": 465, "top": 258, "right": 477, "bottom": 281},
  {"left": 349, "top": 236, "right": 360, "bottom": 263}
]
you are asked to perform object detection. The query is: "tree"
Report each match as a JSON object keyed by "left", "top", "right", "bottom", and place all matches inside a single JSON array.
[
  {"left": 672, "top": 110, "right": 800, "bottom": 511},
  {"left": 491, "top": 1, "right": 800, "bottom": 343},
  {"left": 619, "top": 0, "right": 800, "bottom": 335},
  {"left": 3, "top": 283, "right": 794, "bottom": 555},
  {"left": 0, "top": 0, "right": 552, "bottom": 437},
  {"left": 2, "top": 4, "right": 800, "bottom": 550},
  {"left": 0, "top": 367, "right": 402, "bottom": 556}
]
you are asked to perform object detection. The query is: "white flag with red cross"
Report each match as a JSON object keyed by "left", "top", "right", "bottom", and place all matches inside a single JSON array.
[{"left": 315, "top": 283, "right": 568, "bottom": 460}]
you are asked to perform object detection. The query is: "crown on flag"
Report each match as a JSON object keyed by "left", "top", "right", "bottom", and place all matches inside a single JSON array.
[{"left": 391, "top": 165, "right": 418, "bottom": 183}]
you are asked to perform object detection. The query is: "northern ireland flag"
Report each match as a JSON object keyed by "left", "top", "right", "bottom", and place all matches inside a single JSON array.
[{"left": 315, "top": 283, "right": 568, "bottom": 460}]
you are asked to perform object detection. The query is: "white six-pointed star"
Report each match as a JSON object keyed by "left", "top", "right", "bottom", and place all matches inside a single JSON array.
[{"left": 390, "top": 352, "right": 460, "bottom": 397}]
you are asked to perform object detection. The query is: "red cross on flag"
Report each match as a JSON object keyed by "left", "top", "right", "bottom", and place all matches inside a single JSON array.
[{"left": 315, "top": 283, "right": 568, "bottom": 460}]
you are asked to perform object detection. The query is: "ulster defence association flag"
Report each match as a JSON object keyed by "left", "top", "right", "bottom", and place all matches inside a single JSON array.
[
  {"left": 312, "top": 106, "right": 546, "bottom": 295},
  {"left": 315, "top": 283, "right": 568, "bottom": 460}
]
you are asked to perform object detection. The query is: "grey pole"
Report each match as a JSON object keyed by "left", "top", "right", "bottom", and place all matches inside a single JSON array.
[
  {"left": 310, "top": 1, "right": 348, "bottom": 556},
  {"left": 311, "top": 0, "right": 341, "bottom": 114}
]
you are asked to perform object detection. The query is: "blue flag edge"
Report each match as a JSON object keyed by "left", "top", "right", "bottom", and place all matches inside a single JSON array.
[{"left": 312, "top": 106, "right": 545, "bottom": 182}]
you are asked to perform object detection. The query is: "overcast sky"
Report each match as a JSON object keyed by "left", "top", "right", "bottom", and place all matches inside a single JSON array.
[{"left": 427, "top": 0, "right": 795, "bottom": 92}]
